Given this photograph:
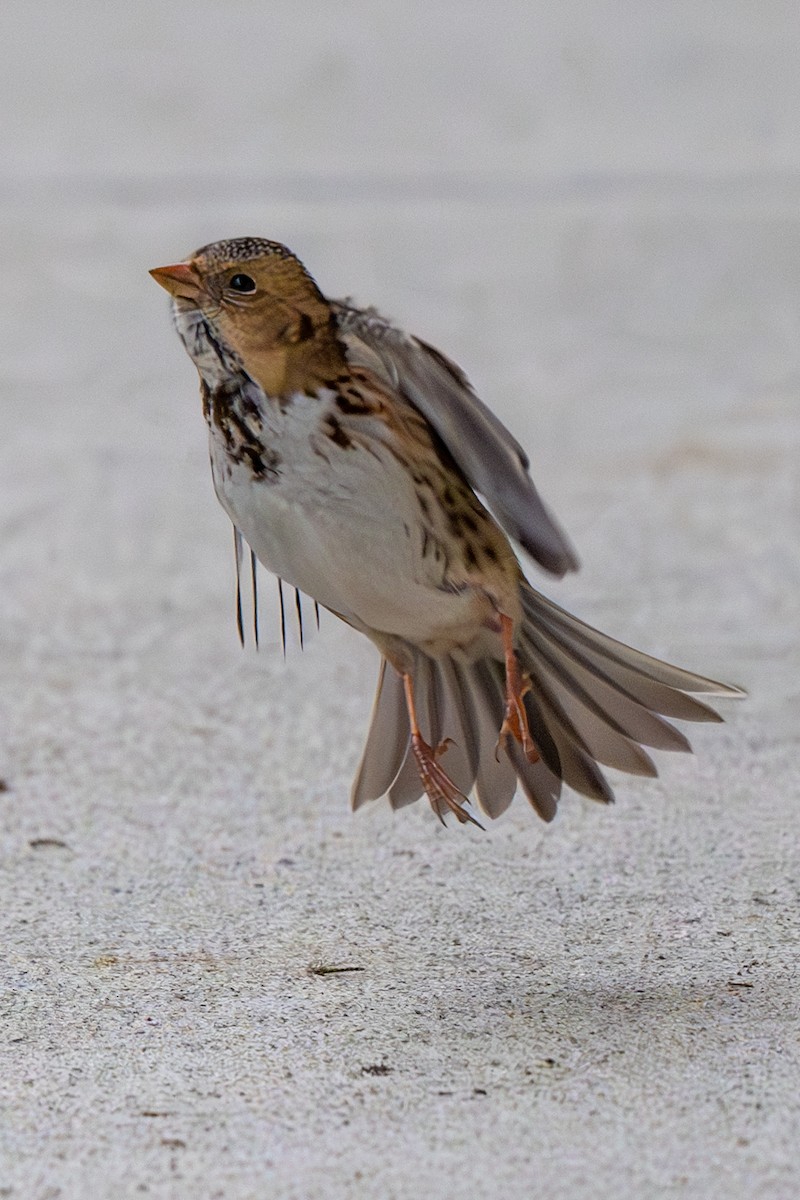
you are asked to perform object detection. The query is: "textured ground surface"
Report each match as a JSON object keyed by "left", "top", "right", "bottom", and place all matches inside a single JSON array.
[{"left": 1, "top": 3, "right": 798, "bottom": 1197}]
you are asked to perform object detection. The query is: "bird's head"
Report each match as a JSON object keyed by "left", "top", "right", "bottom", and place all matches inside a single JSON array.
[{"left": 150, "top": 237, "right": 342, "bottom": 395}]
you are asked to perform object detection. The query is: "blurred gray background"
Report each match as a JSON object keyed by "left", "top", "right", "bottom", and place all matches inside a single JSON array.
[{"left": 1, "top": 3, "right": 798, "bottom": 1197}]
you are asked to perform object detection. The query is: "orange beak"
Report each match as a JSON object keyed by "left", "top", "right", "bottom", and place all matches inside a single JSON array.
[{"left": 149, "top": 262, "right": 205, "bottom": 302}]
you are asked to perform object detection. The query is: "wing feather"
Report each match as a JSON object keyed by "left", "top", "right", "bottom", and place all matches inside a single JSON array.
[{"left": 333, "top": 302, "right": 579, "bottom": 577}]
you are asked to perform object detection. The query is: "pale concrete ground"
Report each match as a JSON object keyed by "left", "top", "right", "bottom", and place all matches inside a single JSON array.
[{"left": 1, "top": 3, "right": 798, "bottom": 1197}]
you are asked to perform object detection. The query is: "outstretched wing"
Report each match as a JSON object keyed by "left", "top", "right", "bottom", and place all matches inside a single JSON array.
[{"left": 332, "top": 302, "right": 579, "bottom": 578}]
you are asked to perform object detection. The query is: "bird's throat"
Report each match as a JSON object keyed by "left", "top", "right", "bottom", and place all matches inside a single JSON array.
[{"left": 227, "top": 324, "right": 347, "bottom": 402}]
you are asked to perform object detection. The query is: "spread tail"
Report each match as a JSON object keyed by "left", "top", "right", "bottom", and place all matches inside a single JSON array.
[{"left": 350, "top": 582, "right": 743, "bottom": 822}]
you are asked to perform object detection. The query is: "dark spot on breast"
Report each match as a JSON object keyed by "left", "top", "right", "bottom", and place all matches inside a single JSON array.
[
  {"left": 227, "top": 408, "right": 257, "bottom": 444},
  {"left": 335, "top": 391, "right": 373, "bottom": 415},
  {"left": 326, "top": 416, "right": 353, "bottom": 450},
  {"left": 243, "top": 446, "right": 280, "bottom": 478},
  {"left": 464, "top": 544, "right": 478, "bottom": 569},
  {"left": 483, "top": 544, "right": 498, "bottom": 563},
  {"left": 238, "top": 391, "right": 261, "bottom": 418},
  {"left": 206, "top": 379, "right": 281, "bottom": 481},
  {"left": 461, "top": 512, "right": 478, "bottom": 533}
]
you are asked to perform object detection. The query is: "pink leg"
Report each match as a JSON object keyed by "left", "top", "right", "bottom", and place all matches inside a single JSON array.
[{"left": 497, "top": 613, "right": 540, "bottom": 763}]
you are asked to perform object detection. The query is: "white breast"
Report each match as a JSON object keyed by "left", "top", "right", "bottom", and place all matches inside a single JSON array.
[{"left": 208, "top": 389, "right": 480, "bottom": 645}]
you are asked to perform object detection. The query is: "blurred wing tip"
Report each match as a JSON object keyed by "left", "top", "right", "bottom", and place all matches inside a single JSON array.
[
  {"left": 524, "top": 541, "right": 581, "bottom": 579},
  {"left": 554, "top": 549, "right": 581, "bottom": 577}
]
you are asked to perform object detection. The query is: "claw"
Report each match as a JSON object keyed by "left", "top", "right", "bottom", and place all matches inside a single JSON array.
[
  {"left": 433, "top": 736, "right": 455, "bottom": 759},
  {"left": 411, "top": 732, "right": 483, "bottom": 829},
  {"left": 399, "top": 670, "right": 482, "bottom": 828}
]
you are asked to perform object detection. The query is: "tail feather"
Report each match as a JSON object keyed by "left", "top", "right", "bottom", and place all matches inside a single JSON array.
[
  {"left": 531, "top": 609, "right": 727, "bottom": 724},
  {"left": 432, "top": 658, "right": 480, "bottom": 793},
  {"left": 520, "top": 626, "right": 663, "bottom": 772},
  {"left": 350, "top": 583, "right": 743, "bottom": 823},
  {"left": 522, "top": 620, "right": 693, "bottom": 752},
  {"left": 506, "top": 738, "right": 561, "bottom": 822},
  {"left": 524, "top": 586, "right": 743, "bottom": 699},
  {"left": 464, "top": 660, "right": 518, "bottom": 818},
  {"left": 350, "top": 658, "right": 409, "bottom": 809},
  {"left": 539, "top": 663, "right": 660, "bottom": 777},
  {"left": 386, "top": 755, "right": 425, "bottom": 811},
  {"left": 521, "top": 666, "right": 619, "bottom": 804},
  {"left": 525, "top": 628, "right": 695, "bottom": 748}
]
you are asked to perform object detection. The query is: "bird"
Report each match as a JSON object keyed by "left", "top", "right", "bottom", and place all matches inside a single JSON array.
[{"left": 150, "top": 237, "right": 743, "bottom": 829}]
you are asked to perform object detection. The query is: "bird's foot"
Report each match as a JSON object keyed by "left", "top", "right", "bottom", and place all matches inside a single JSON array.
[
  {"left": 497, "top": 680, "right": 539, "bottom": 763},
  {"left": 411, "top": 734, "right": 483, "bottom": 829}
]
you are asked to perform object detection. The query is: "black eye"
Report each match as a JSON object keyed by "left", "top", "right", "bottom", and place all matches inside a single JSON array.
[{"left": 228, "top": 273, "right": 256, "bottom": 293}]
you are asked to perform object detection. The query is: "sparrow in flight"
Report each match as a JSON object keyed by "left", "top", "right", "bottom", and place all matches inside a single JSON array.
[{"left": 151, "top": 238, "right": 742, "bottom": 828}]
